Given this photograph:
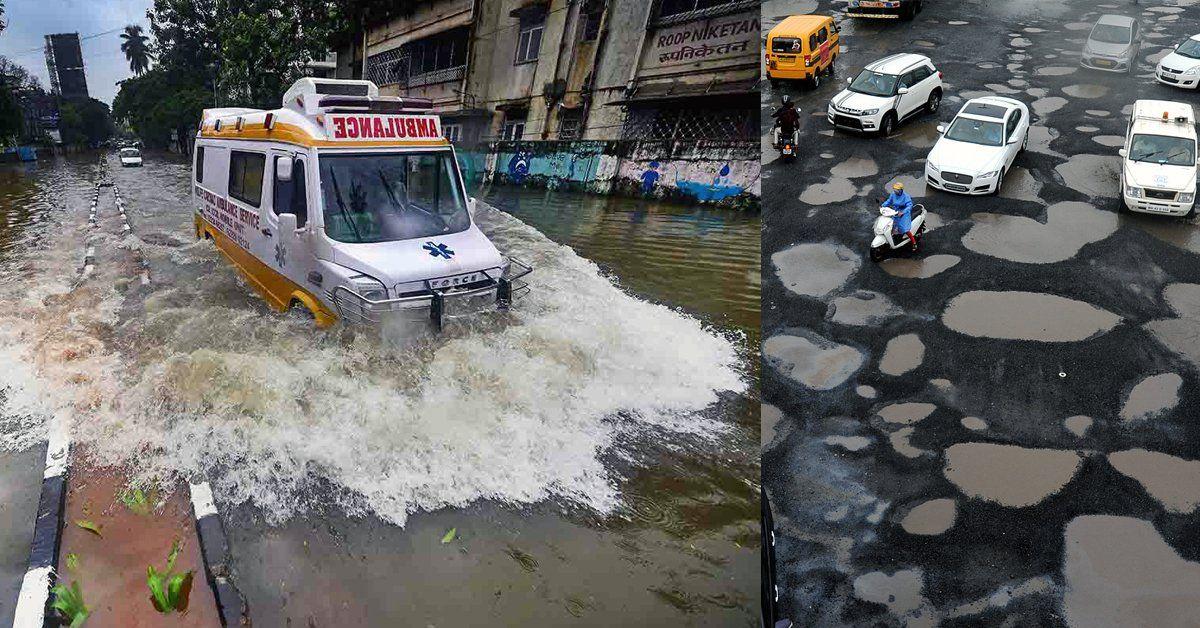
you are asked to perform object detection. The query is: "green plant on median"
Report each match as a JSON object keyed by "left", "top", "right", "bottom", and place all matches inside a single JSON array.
[
  {"left": 118, "top": 486, "right": 154, "bottom": 515},
  {"left": 51, "top": 580, "right": 89, "bottom": 627},
  {"left": 147, "top": 539, "right": 193, "bottom": 614}
]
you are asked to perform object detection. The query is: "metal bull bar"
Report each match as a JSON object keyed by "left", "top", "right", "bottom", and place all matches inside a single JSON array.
[{"left": 331, "top": 257, "right": 533, "bottom": 330}]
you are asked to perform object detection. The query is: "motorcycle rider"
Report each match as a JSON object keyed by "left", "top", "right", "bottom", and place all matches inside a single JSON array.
[
  {"left": 772, "top": 95, "right": 800, "bottom": 147},
  {"left": 882, "top": 182, "right": 917, "bottom": 252}
]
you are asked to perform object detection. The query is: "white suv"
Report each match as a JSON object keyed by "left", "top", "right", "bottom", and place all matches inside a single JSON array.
[
  {"left": 1156, "top": 34, "right": 1200, "bottom": 90},
  {"left": 1119, "top": 100, "right": 1198, "bottom": 218},
  {"left": 827, "top": 53, "right": 943, "bottom": 136}
]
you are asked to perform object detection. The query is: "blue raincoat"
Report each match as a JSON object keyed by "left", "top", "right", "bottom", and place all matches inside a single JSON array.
[{"left": 882, "top": 190, "right": 914, "bottom": 234}]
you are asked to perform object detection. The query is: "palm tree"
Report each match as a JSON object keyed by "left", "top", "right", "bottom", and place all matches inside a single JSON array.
[{"left": 119, "top": 25, "right": 153, "bottom": 75}]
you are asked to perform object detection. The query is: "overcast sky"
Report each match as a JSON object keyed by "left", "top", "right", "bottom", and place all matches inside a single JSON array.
[{"left": 1, "top": 0, "right": 153, "bottom": 105}]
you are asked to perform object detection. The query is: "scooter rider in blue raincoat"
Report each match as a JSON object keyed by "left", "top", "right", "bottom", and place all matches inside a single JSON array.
[{"left": 882, "top": 182, "right": 917, "bottom": 252}]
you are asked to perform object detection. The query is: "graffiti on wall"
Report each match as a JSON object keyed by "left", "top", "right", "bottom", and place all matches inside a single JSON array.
[{"left": 676, "top": 163, "right": 745, "bottom": 202}]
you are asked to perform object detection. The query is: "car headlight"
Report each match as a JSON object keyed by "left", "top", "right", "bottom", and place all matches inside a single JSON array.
[
  {"left": 927, "top": 163, "right": 940, "bottom": 173},
  {"left": 980, "top": 170, "right": 999, "bottom": 179},
  {"left": 1180, "top": 192, "right": 1195, "bottom": 203},
  {"left": 1186, "top": 67, "right": 1200, "bottom": 76},
  {"left": 863, "top": 108, "right": 879, "bottom": 115},
  {"left": 1126, "top": 186, "right": 1143, "bottom": 198},
  {"left": 349, "top": 275, "right": 388, "bottom": 301}
]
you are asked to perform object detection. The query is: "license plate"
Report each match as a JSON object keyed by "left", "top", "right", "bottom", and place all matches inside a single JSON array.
[
  {"left": 860, "top": 1, "right": 887, "bottom": 6},
  {"left": 1145, "top": 204, "right": 1172, "bottom": 213},
  {"left": 1095, "top": 59, "right": 1113, "bottom": 67},
  {"left": 946, "top": 184, "right": 968, "bottom": 192},
  {"left": 444, "top": 288, "right": 497, "bottom": 318}
]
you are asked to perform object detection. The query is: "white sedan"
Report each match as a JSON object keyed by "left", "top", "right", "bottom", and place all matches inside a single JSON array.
[
  {"left": 1156, "top": 34, "right": 1200, "bottom": 90},
  {"left": 925, "top": 97, "right": 1029, "bottom": 195}
]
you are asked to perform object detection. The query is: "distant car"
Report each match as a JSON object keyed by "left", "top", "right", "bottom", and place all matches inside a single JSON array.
[
  {"left": 1156, "top": 34, "right": 1200, "bottom": 90},
  {"left": 844, "top": 0, "right": 924, "bottom": 21},
  {"left": 827, "top": 52, "right": 943, "bottom": 136},
  {"left": 925, "top": 97, "right": 1029, "bottom": 195},
  {"left": 119, "top": 147, "right": 142, "bottom": 167},
  {"left": 1119, "top": 100, "right": 1197, "bottom": 218},
  {"left": 1081, "top": 14, "right": 1142, "bottom": 74}
]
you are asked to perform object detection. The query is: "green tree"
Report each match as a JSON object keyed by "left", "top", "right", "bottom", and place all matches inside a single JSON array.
[
  {"left": 120, "top": 25, "right": 154, "bottom": 75},
  {"left": 58, "top": 98, "right": 112, "bottom": 146}
]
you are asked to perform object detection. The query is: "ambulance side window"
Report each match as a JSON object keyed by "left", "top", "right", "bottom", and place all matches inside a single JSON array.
[
  {"left": 228, "top": 151, "right": 265, "bottom": 207},
  {"left": 273, "top": 156, "right": 308, "bottom": 228},
  {"left": 195, "top": 147, "right": 204, "bottom": 183}
]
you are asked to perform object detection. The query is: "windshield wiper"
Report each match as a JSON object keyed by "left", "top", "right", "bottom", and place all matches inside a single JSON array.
[{"left": 328, "top": 170, "right": 364, "bottom": 242}]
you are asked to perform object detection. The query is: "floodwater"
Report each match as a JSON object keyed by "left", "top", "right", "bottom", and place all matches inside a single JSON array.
[{"left": 0, "top": 152, "right": 760, "bottom": 623}]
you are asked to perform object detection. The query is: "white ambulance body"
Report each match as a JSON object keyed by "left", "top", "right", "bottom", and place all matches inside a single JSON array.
[{"left": 192, "top": 78, "right": 530, "bottom": 329}]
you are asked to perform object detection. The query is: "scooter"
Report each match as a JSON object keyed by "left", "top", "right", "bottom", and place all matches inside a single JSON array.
[
  {"left": 774, "top": 127, "right": 798, "bottom": 163},
  {"left": 869, "top": 203, "right": 926, "bottom": 262}
]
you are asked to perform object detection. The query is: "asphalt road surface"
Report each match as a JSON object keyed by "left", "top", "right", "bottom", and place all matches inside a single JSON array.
[{"left": 762, "top": 0, "right": 1200, "bottom": 625}]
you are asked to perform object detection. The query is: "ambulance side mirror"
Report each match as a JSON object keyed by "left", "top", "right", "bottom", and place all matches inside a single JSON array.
[
  {"left": 278, "top": 212, "right": 298, "bottom": 233},
  {"left": 468, "top": 196, "right": 477, "bottom": 215},
  {"left": 276, "top": 156, "right": 293, "bottom": 182},
  {"left": 1119, "top": 149, "right": 1128, "bottom": 158},
  {"left": 936, "top": 124, "right": 947, "bottom": 135}
]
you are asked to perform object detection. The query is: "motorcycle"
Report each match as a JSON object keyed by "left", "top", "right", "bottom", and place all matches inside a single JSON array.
[
  {"left": 774, "top": 126, "right": 798, "bottom": 163},
  {"left": 869, "top": 203, "right": 926, "bottom": 262}
]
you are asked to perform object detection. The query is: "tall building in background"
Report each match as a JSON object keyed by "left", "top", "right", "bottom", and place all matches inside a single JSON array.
[{"left": 44, "top": 33, "right": 89, "bottom": 100}]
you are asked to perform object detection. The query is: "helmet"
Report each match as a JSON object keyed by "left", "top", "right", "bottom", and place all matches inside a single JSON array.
[
  {"left": 893, "top": 182, "right": 905, "bottom": 191},
  {"left": 782, "top": 95, "right": 792, "bottom": 105}
]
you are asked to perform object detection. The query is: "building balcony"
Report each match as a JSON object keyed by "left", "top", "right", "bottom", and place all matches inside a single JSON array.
[{"left": 406, "top": 65, "right": 466, "bottom": 89}]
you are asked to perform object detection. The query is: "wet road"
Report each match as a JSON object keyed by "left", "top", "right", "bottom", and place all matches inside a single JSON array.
[
  {"left": 0, "top": 152, "right": 758, "bottom": 625},
  {"left": 763, "top": 0, "right": 1200, "bottom": 626}
]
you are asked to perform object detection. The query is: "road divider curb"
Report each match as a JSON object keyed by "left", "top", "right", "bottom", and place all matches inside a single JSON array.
[
  {"left": 11, "top": 417, "right": 70, "bottom": 628},
  {"left": 189, "top": 480, "right": 247, "bottom": 626}
]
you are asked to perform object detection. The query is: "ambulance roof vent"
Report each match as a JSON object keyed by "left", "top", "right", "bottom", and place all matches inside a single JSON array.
[
  {"left": 282, "top": 77, "right": 433, "bottom": 116},
  {"left": 282, "top": 78, "right": 378, "bottom": 106}
]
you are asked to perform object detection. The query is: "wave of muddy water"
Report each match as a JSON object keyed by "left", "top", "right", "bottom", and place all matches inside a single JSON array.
[{"left": 0, "top": 154, "right": 751, "bottom": 528}]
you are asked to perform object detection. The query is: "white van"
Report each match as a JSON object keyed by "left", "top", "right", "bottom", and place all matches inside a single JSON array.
[
  {"left": 192, "top": 78, "right": 530, "bottom": 329},
  {"left": 119, "top": 147, "right": 143, "bottom": 167},
  {"left": 1118, "top": 100, "right": 1198, "bottom": 218}
]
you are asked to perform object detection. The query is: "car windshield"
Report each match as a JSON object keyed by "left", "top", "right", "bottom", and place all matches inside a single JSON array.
[
  {"left": 1176, "top": 39, "right": 1200, "bottom": 59},
  {"left": 848, "top": 70, "right": 898, "bottom": 97},
  {"left": 120, "top": 149, "right": 139, "bottom": 157},
  {"left": 318, "top": 151, "right": 470, "bottom": 244},
  {"left": 1128, "top": 134, "right": 1197, "bottom": 167},
  {"left": 945, "top": 117, "right": 1005, "bottom": 147},
  {"left": 1090, "top": 24, "right": 1131, "bottom": 45}
]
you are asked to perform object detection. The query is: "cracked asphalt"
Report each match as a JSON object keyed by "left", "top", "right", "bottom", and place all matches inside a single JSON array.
[{"left": 761, "top": 0, "right": 1200, "bottom": 625}]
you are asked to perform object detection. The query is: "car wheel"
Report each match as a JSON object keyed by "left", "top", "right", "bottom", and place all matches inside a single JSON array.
[
  {"left": 926, "top": 90, "right": 941, "bottom": 114},
  {"left": 1021, "top": 132, "right": 1029, "bottom": 153},
  {"left": 993, "top": 169, "right": 1005, "bottom": 196},
  {"left": 869, "top": 246, "right": 883, "bottom": 263},
  {"left": 812, "top": 71, "right": 822, "bottom": 89},
  {"left": 770, "top": 79, "right": 780, "bottom": 88},
  {"left": 880, "top": 113, "right": 897, "bottom": 137},
  {"left": 902, "top": 2, "right": 916, "bottom": 20}
]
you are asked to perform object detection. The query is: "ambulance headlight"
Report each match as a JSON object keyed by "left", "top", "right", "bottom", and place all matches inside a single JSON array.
[
  {"left": 1126, "top": 186, "right": 1143, "bottom": 199},
  {"left": 1179, "top": 192, "right": 1195, "bottom": 204},
  {"left": 349, "top": 275, "right": 388, "bottom": 301}
]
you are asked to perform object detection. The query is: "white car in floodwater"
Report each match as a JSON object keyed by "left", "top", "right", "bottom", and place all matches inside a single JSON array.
[
  {"left": 1119, "top": 100, "right": 1197, "bottom": 218},
  {"left": 119, "top": 147, "right": 142, "bottom": 167},
  {"left": 924, "top": 97, "right": 1029, "bottom": 195},
  {"left": 1156, "top": 34, "right": 1200, "bottom": 90},
  {"left": 827, "top": 52, "right": 943, "bottom": 136},
  {"left": 1080, "top": 14, "right": 1143, "bottom": 74}
]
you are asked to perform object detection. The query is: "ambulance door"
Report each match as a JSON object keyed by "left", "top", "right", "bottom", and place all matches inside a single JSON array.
[{"left": 267, "top": 148, "right": 314, "bottom": 293}]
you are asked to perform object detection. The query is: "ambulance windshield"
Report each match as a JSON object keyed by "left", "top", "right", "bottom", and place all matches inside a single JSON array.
[{"left": 319, "top": 151, "right": 470, "bottom": 243}]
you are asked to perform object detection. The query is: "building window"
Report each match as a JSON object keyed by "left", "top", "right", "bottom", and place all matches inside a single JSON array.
[
  {"left": 367, "top": 26, "right": 469, "bottom": 88},
  {"left": 443, "top": 124, "right": 462, "bottom": 142},
  {"left": 502, "top": 117, "right": 526, "bottom": 141},
  {"left": 515, "top": 22, "right": 544, "bottom": 64},
  {"left": 558, "top": 109, "right": 583, "bottom": 140},
  {"left": 580, "top": 1, "right": 604, "bottom": 41},
  {"left": 621, "top": 105, "right": 757, "bottom": 141}
]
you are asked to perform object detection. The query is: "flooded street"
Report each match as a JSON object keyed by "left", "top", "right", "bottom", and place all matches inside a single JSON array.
[
  {"left": 0, "top": 153, "right": 759, "bottom": 624},
  {"left": 763, "top": 0, "right": 1200, "bottom": 625}
]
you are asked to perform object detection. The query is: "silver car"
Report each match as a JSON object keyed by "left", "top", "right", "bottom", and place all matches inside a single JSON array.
[{"left": 1081, "top": 14, "right": 1142, "bottom": 74}]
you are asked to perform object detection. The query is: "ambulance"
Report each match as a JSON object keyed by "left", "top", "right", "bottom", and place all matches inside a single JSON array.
[
  {"left": 1118, "top": 100, "right": 1198, "bottom": 218},
  {"left": 192, "top": 78, "right": 531, "bottom": 330}
]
